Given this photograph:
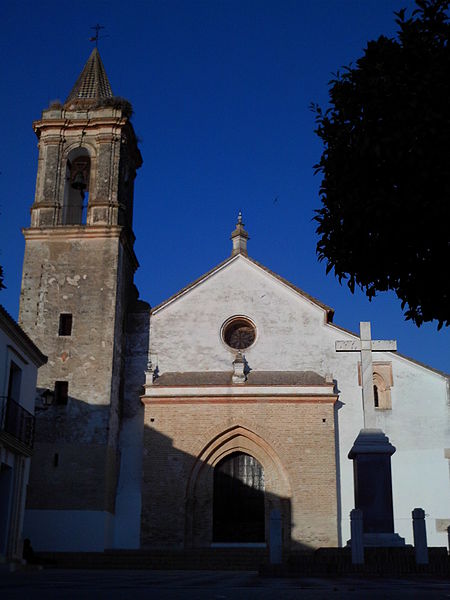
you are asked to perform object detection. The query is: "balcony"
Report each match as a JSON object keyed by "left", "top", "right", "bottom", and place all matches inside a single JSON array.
[{"left": 0, "top": 396, "right": 35, "bottom": 453}]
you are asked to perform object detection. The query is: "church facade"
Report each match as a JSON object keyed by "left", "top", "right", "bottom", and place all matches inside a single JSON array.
[{"left": 19, "top": 50, "right": 450, "bottom": 553}]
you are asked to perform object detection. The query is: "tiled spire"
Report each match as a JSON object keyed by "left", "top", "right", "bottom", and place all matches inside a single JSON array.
[{"left": 65, "top": 47, "right": 113, "bottom": 103}]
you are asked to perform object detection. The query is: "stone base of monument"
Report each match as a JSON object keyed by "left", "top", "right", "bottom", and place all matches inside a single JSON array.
[
  {"left": 346, "top": 533, "right": 406, "bottom": 548},
  {"left": 363, "top": 533, "right": 405, "bottom": 547},
  {"left": 346, "top": 531, "right": 406, "bottom": 548},
  {"left": 348, "top": 429, "right": 405, "bottom": 548}
]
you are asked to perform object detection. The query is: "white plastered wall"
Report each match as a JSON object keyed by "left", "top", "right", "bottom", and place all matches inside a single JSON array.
[
  {"left": 150, "top": 255, "right": 337, "bottom": 374},
  {"left": 0, "top": 326, "right": 39, "bottom": 415}
]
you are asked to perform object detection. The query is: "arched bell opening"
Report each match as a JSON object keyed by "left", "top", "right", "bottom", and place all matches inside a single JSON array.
[
  {"left": 63, "top": 148, "right": 91, "bottom": 224},
  {"left": 213, "top": 452, "right": 265, "bottom": 543}
]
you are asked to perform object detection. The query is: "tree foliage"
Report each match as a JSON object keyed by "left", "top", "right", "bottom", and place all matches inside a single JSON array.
[{"left": 313, "top": 0, "right": 450, "bottom": 328}]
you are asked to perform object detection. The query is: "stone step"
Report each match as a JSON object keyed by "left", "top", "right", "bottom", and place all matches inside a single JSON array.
[
  {"left": 36, "top": 548, "right": 270, "bottom": 571},
  {"left": 36, "top": 547, "right": 450, "bottom": 575}
]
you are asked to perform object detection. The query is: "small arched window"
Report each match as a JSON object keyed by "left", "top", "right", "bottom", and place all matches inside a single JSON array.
[
  {"left": 373, "top": 370, "right": 392, "bottom": 410},
  {"left": 358, "top": 362, "right": 393, "bottom": 410},
  {"left": 373, "top": 384, "right": 379, "bottom": 408},
  {"left": 63, "top": 149, "right": 90, "bottom": 225}
]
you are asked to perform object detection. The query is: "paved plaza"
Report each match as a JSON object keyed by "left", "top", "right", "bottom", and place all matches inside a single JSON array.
[{"left": 1, "top": 569, "right": 450, "bottom": 599}]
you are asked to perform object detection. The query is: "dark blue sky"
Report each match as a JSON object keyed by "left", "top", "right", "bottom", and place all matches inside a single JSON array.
[{"left": 1, "top": 0, "right": 448, "bottom": 372}]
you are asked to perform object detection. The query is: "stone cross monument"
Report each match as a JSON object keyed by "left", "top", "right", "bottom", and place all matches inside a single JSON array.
[
  {"left": 337, "top": 322, "right": 404, "bottom": 547},
  {"left": 336, "top": 322, "right": 396, "bottom": 427}
]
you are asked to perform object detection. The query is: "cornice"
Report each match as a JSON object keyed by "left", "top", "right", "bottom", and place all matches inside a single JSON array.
[
  {"left": 23, "top": 224, "right": 124, "bottom": 240},
  {"left": 22, "top": 225, "right": 139, "bottom": 271},
  {"left": 33, "top": 117, "right": 129, "bottom": 135},
  {"left": 142, "top": 383, "right": 336, "bottom": 401},
  {"left": 141, "top": 394, "right": 338, "bottom": 405}
]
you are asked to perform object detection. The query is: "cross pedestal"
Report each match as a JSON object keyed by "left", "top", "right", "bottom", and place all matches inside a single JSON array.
[{"left": 348, "top": 429, "right": 405, "bottom": 547}]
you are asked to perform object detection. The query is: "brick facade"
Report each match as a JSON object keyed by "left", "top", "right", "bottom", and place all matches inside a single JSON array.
[{"left": 141, "top": 397, "right": 338, "bottom": 549}]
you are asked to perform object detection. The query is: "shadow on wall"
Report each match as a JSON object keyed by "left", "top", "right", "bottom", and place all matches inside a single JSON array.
[
  {"left": 24, "top": 299, "right": 340, "bottom": 555},
  {"left": 334, "top": 396, "right": 343, "bottom": 547},
  {"left": 24, "top": 403, "right": 336, "bottom": 553},
  {"left": 26, "top": 406, "right": 327, "bottom": 553},
  {"left": 141, "top": 424, "right": 321, "bottom": 552},
  {"left": 26, "top": 399, "right": 119, "bottom": 514},
  {"left": 24, "top": 302, "right": 150, "bottom": 551}
]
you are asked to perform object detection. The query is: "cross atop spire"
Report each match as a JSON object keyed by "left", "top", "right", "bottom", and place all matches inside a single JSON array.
[
  {"left": 65, "top": 47, "right": 113, "bottom": 104},
  {"left": 231, "top": 211, "right": 249, "bottom": 257},
  {"left": 90, "top": 23, "right": 105, "bottom": 48}
]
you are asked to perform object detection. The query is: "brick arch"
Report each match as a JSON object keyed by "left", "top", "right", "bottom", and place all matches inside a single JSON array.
[{"left": 184, "top": 425, "right": 292, "bottom": 548}]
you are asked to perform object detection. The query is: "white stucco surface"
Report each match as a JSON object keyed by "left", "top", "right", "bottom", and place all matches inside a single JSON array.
[
  {"left": 114, "top": 412, "right": 144, "bottom": 549},
  {"left": 24, "top": 510, "right": 114, "bottom": 551},
  {"left": 0, "top": 325, "right": 40, "bottom": 415}
]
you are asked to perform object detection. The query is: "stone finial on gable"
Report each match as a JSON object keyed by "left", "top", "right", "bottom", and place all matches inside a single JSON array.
[
  {"left": 231, "top": 211, "right": 249, "bottom": 257},
  {"left": 232, "top": 352, "right": 247, "bottom": 384}
]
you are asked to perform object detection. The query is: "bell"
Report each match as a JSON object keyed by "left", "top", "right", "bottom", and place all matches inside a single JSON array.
[{"left": 71, "top": 170, "right": 87, "bottom": 191}]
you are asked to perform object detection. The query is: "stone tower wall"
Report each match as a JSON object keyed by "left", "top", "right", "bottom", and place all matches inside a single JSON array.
[
  {"left": 20, "top": 231, "right": 137, "bottom": 514},
  {"left": 19, "top": 101, "right": 142, "bottom": 531}
]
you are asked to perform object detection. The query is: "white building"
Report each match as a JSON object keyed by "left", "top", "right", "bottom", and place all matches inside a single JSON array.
[{"left": 0, "top": 305, "right": 46, "bottom": 562}]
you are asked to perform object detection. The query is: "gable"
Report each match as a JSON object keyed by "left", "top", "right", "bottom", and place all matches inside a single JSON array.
[
  {"left": 151, "top": 254, "right": 333, "bottom": 317},
  {"left": 150, "top": 255, "right": 338, "bottom": 374}
]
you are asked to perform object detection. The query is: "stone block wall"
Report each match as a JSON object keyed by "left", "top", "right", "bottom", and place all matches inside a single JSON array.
[{"left": 19, "top": 230, "right": 135, "bottom": 513}]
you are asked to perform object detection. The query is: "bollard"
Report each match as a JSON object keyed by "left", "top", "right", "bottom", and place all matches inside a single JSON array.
[
  {"left": 412, "top": 508, "right": 429, "bottom": 565},
  {"left": 447, "top": 525, "right": 450, "bottom": 556},
  {"left": 269, "top": 509, "right": 282, "bottom": 565},
  {"left": 350, "top": 508, "right": 364, "bottom": 564}
]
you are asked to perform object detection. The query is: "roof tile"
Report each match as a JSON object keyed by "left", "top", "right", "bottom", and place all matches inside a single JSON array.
[{"left": 65, "top": 48, "right": 113, "bottom": 103}]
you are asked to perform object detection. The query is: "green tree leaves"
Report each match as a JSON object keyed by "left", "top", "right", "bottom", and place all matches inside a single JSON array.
[{"left": 314, "top": 0, "right": 450, "bottom": 328}]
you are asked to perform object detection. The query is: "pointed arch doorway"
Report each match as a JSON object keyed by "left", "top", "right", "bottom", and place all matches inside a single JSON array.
[
  {"left": 213, "top": 452, "right": 265, "bottom": 543},
  {"left": 185, "top": 426, "right": 292, "bottom": 548}
]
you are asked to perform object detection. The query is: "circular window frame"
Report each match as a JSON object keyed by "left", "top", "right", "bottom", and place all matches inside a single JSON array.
[{"left": 221, "top": 315, "right": 257, "bottom": 351}]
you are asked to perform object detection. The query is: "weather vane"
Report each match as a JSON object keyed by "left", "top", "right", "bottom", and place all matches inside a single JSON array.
[{"left": 89, "top": 24, "right": 105, "bottom": 47}]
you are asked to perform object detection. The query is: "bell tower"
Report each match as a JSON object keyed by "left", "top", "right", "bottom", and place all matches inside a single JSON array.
[
  {"left": 28, "top": 47, "right": 140, "bottom": 230},
  {"left": 18, "top": 48, "right": 143, "bottom": 550}
]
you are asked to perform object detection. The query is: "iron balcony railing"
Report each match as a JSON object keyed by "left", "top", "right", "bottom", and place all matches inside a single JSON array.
[{"left": 0, "top": 396, "right": 35, "bottom": 449}]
